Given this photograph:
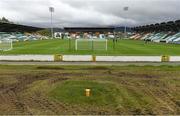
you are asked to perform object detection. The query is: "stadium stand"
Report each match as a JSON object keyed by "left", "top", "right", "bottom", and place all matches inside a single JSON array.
[
  {"left": 0, "top": 22, "right": 48, "bottom": 42},
  {"left": 131, "top": 20, "right": 180, "bottom": 44},
  {"left": 63, "top": 27, "right": 131, "bottom": 39},
  {"left": 64, "top": 27, "right": 115, "bottom": 39},
  {"left": 0, "top": 32, "right": 49, "bottom": 42},
  {"left": 0, "top": 22, "right": 43, "bottom": 32}
]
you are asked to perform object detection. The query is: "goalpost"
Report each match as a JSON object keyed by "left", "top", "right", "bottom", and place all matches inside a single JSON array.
[
  {"left": 0, "top": 39, "right": 13, "bottom": 51},
  {"left": 75, "top": 39, "right": 108, "bottom": 51}
]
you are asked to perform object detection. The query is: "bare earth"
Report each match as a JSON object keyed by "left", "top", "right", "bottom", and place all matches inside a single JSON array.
[{"left": 0, "top": 65, "right": 179, "bottom": 115}]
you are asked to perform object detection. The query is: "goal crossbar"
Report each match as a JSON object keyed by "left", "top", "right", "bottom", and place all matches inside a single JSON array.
[{"left": 75, "top": 39, "right": 107, "bottom": 51}]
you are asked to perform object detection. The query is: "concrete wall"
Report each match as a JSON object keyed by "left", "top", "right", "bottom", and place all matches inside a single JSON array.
[
  {"left": 170, "top": 56, "right": 180, "bottom": 62},
  {"left": 0, "top": 55, "right": 54, "bottom": 61},
  {"left": 0, "top": 55, "right": 180, "bottom": 62},
  {"left": 96, "top": 56, "right": 161, "bottom": 62},
  {"left": 63, "top": 55, "right": 92, "bottom": 61}
]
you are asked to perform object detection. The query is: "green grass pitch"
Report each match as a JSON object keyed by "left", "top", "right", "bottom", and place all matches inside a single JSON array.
[{"left": 1, "top": 39, "right": 180, "bottom": 55}]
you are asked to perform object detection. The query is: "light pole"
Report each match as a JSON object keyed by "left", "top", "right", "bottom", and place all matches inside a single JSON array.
[
  {"left": 123, "top": 6, "right": 129, "bottom": 38},
  {"left": 49, "top": 7, "right": 54, "bottom": 39}
]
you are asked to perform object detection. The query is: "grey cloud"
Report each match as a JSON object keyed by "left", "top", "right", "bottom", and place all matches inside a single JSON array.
[{"left": 0, "top": 0, "right": 179, "bottom": 28}]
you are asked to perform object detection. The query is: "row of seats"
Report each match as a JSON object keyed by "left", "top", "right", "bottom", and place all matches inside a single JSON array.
[
  {"left": 130, "top": 20, "right": 180, "bottom": 44},
  {"left": 132, "top": 20, "right": 180, "bottom": 32},
  {"left": 0, "top": 32, "right": 48, "bottom": 42},
  {"left": 130, "top": 32, "right": 180, "bottom": 44}
]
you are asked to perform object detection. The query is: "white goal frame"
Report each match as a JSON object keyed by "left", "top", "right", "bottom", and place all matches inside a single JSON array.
[
  {"left": 0, "top": 39, "right": 13, "bottom": 51},
  {"left": 75, "top": 39, "right": 108, "bottom": 51}
]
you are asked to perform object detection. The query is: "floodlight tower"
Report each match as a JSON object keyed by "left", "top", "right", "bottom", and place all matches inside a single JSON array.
[
  {"left": 49, "top": 7, "right": 54, "bottom": 39},
  {"left": 123, "top": 6, "right": 129, "bottom": 38}
]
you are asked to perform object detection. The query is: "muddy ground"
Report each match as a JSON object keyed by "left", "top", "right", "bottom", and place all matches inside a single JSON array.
[{"left": 0, "top": 65, "right": 179, "bottom": 115}]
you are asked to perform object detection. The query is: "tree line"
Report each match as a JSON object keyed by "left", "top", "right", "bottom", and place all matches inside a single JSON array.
[{"left": 0, "top": 17, "right": 13, "bottom": 23}]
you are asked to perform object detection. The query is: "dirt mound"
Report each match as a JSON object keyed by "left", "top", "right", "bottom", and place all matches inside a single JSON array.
[{"left": 0, "top": 65, "right": 179, "bottom": 115}]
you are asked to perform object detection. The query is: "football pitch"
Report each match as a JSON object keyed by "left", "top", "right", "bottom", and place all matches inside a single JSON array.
[{"left": 1, "top": 39, "right": 180, "bottom": 55}]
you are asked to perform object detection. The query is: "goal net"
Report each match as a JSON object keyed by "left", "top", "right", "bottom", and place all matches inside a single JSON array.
[
  {"left": 75, "top": 39, "right": 107, "bottom": 50},
  {"left": 0, "top": 39, "right": 13, "bottom": 51}
]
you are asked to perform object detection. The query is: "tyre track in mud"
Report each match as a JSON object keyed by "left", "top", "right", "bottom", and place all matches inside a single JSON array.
[
  {"left": 0, "top": 68, "right": 179, "bottom": 115},
  {"left": 25, "top": 96, "right": 70, "bottom": 114},
  {"left": 0, "top": 72, "right": 79, "bottom": 114},
  {"left": 0, "top": 73, "right": 51, "bottom": 114}
]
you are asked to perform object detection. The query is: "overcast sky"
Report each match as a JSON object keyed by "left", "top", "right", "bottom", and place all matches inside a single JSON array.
[{"left": 0, "top": 0, "right": 180, "bottom": 28}]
